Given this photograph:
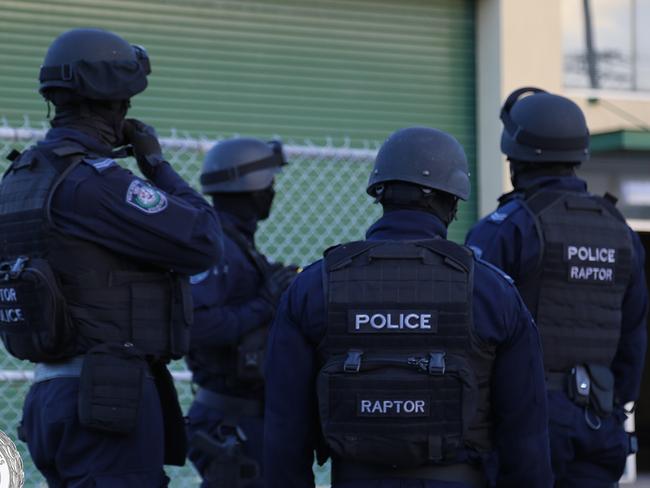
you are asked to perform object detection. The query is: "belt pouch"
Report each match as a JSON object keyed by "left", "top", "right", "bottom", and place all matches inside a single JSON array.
[
  {"left": 585, "top": 363, "right": 615, "bottom": 417},
  {"left": 78, "top": 343, "right": 146, "bottom": 434}
]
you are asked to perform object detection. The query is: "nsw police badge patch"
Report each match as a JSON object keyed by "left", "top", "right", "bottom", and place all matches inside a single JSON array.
[{"left": 126, "top": 180, "right": 168, "bottom": 214}]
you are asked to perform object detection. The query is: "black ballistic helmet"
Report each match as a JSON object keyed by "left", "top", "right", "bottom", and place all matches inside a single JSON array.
[
  {"left": 500, "top": 87, "right": 590, "bottom": 163},
  {"left": 367, "top": 127, "right": 470, "bottom": 201},
  {"left": 200, "top": 138, "right": 287, "bottom": 194},
  {"left": 39, "top": 28, "right": 151, "bottom": 101}
]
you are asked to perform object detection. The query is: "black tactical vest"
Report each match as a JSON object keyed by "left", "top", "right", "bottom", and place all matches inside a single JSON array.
[
  {"left": 317, "top": 239, "right": 494, "bottom": 469},
  {"left": 517, "top": 191, "right": 633, "bottom": 374},
  {"left": 0, "top": 146, "right": 191, "bottom": 362}
]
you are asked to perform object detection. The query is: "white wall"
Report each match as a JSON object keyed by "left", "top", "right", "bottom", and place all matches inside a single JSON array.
[{"left": 476, "top": 0, "right": 650, "bottom": 216}]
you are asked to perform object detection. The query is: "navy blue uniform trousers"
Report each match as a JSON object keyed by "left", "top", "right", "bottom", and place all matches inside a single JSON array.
[{"left": 21, "top": 378, "right": 167, "bottom": 487}]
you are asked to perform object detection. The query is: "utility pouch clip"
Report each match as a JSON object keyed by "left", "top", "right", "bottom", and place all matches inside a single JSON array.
[
  {"left": 78, "top": 343, "right": 146, "bottom": 434},
  {"left": 585, "top": 363, "right": 615, "bottom": 417},
  {"left": 568, "top": 365, "right": 590, "bottom": 407}
]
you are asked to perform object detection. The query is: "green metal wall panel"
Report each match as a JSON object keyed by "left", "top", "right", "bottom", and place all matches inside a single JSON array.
[{"left": 0, "top": 0, "right": 476, "bottom": 237}]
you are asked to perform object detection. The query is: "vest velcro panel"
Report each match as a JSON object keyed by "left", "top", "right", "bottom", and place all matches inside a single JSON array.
[
  {"left": 0, "top": 146, "right": 191, "bottom": 362},
  {"left": 52, "top": 234, "right": 193, "bottom": 360},
  {"left": 317, "top": 239, "right": 493, "bottom": 468},
  {"left": 522, "top": 191, "right": 633, "bottom": 373},
  {"left": 0, "top": 151, "right": 63, "bottom": 259}
]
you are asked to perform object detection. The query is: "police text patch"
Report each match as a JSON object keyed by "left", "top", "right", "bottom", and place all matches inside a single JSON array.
[
  {"left": 357, "top": 396, "right": 430, "bottom": 417},
  {"left": 348, "top": 310, "right": 438, "bottom": 333},
  {"left": 0, "top": 287, "right": 24, "bottom": 324},
  {"left": 566, "top": 245, "right": 616, "bottom": 284},
  {"left": 126, "top": 180, "right": 168, "bottom": 214}
]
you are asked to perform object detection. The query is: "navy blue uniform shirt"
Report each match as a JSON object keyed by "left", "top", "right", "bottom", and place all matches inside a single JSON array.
[
  {"left": 188, "top": 211, "right": 274, "bottom": 394},
  {"left": 466, "top": 175, "right": 648, "bottom": 404},
  {"left": 44, "top": 128, "right": 223, "bottom": 275},
  {"left": 264, "top": 210, "right": 552, "bottom": 488}
]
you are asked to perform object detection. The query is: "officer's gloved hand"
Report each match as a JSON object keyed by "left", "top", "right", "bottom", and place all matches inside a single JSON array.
[
  {"left": 260, "top": 265, "right": 299, "bottom": 307},
  {"left": 123, "top": 118, "right": 167, "bottom": 179}
]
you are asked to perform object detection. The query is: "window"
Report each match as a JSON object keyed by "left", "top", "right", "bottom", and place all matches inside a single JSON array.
[{"left": 563, "top": 0, "right": 650, "bottom": 91}]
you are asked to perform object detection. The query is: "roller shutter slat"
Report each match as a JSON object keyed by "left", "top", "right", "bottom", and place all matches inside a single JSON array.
[{"left": 0, "top": 0, "right": 477, "bottom": 241}]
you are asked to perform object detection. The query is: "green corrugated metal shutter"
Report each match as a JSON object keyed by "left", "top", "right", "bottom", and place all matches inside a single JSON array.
[{"left": 0, "top": 0, "right": 476, "bottom": 238}]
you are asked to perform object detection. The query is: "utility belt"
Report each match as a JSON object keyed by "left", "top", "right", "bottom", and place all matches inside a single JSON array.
[
  {"left": 547, "top": 364, "right": 616, "bottom": 427},
  {"left": 33, "top": 355, "right": 156, "bottom": 383},
  {"left": 194, "top": 387, "right": 263, "bottom": 417},
  {"left": 31, "top": 344, "right": 187, "bottom": 465},
  {"left": 332, "top": 460, "right": 487, "bottom": 487}
]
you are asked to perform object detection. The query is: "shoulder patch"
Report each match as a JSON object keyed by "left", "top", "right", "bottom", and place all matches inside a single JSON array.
[
  {"left": 125, "top": 179, "right": 168, "bottom": 214},
  {"left": 83, "top": 157, "right": 117, "bottom": 173},
  {"left": 475, "top": 257, "right": 514, "bottom": 285},
  {"left": 488, "top": 200, "right": 521, "bottom": 224}
]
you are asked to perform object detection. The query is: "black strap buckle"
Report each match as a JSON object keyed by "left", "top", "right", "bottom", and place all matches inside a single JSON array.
[
  {"left": 343, "top": 350, "right": 363, "bottom": 373},
  {"left": 61, "top": 64, "right": 72, "bottom": 81},
  {"left": 6, "top": 149, "right": 21, "bottom": 163},
  {"left": 10, "top": 256, "right": 28, "bottom": 278},
  {"left": 0, "top": 256, "right": 29, "bottom": 280},
  {"left": 428, "top": 352, "right": 446, "bottom": 375}
]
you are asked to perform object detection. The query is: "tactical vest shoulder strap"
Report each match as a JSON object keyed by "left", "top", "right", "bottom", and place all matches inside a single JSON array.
[
  {"left": 3, "top": 149, "right": 37, "bottom": 177},
  {"left": 520, "top": 190, "right": 570, "bottom": 275},
  {"left": 415, "top": 239, "right": 473, "bottom": 273},
  {"left": 497, "top": 189, "right": 522, "bottom": 205},
  {"left": 523, "top": 189, "right": 566, "bottom": 216},
  {"left": 594, "top": 194, "right": 627, "bottom": 223},
  {"left": 222, "top": 223, "right": 269, "bottom": 276},
  {"left": 321, "top": 241, "right": 382, "bottom": 311},
  {"left": 44, "top": 153, "right": 86, "bottom": 228},
  {"left": 323, "top": 241, "right": 381, "bottom": 272},
  {"left": 6, "top": 149, "right": 21, "bottom": 163}
]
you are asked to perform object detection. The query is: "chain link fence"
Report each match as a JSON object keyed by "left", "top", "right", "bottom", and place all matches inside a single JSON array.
[{"left": 0, "top": 117, "right": 382, "bottom": 487}]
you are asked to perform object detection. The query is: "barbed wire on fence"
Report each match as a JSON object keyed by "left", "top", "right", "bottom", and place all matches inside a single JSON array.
[{"left": 0, "top": 117, "right": 382, "bottom": 487}]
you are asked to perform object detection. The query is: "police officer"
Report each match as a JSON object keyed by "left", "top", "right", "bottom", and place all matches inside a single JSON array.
[
  {"left": 0, "top": 28, "right": 222, "bottom": 485},
  {"left": 466, "top": 88, "right": 648, "bottom": 487},
  {"left": 264, "top": 127, "right": 553, "bottom": 488},
  {"left": 186, "top": 138, "right": 297, "bottom": 487}
]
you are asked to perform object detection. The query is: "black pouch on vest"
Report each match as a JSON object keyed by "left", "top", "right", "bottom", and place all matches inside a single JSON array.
[
  {"left": 585, "top": 363, "right": 615, "bottom": 417},
  {"left": 236, "top": 327, "right": 267, "bottom": 383},
  {"left": 78, "top": 343, "right": 146, "bottom": 435},
  {"left": 317, "top": 350, "right": 478, "bottom": 468},
  {"left": 0, "top": 256, "right": 74, "bottom": 362}
]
